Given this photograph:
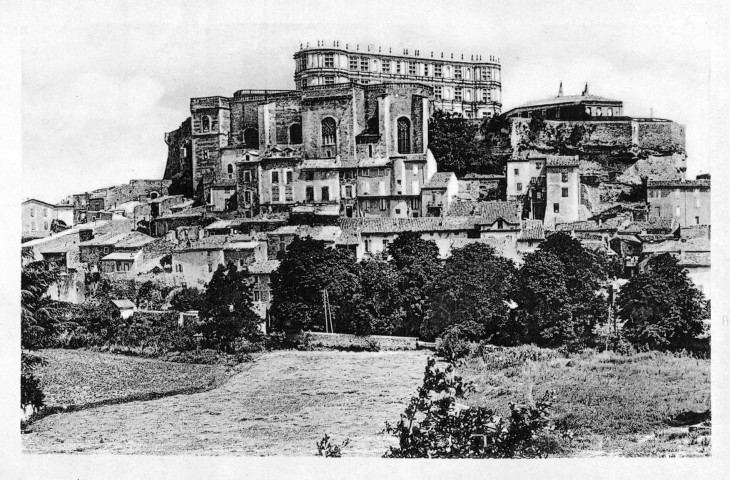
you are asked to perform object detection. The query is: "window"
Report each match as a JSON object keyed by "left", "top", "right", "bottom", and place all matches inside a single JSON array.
[
  {"left": 244, "top": 128, "right": 259, "bottom": 148},
  {"left": 227, "top": 164, "right": 234, "bottom": 175},
  {"left": 30, "top": 222, "right": 35, "bottom": 231},
  {"left": 536, "top": 162, "right": 542, "bottom": 169},
  {"left": 243, "top": 171, "right": 251, "bottom": 183},
  {"left": 434, "top": 86, "right": 442, "bottom": 99},
  {"left": 360, "top": 58, "right": 369, "bottom": 71},
  {"left": 434, "top": 64, "right": 442, "bottom": 77},
  {"left": 272, "top": 171, "right": 279, "bottom": 184},
  {"left": 301, "top": 78, "right": 307, "bottom": 88},
  {"left": 30, "top": 208, "right": 35, "bottom": 217},
  {"left": 283, "top": 171, "right": 291, "bottom": 184},
  {"left": 397, "top": 117, "right": 411, "bottom": 154},
  {"left": 303, "top": 171, "right": 315, "bottom": 181},
  {"left": 514, "top": 168, "right": 519, "bottom": 176},
  {"left": 175, "top": 264, "right": 183, "bottom": 273},
  {"left": 561, "top": 172, "right": 568, "bottom": 183},
  {"left": 517, "top": 183, "right": 522, "bottom": 192},
  {"left": 44, "top": 221, "right": 49, "bottom": 230},
  {"left": 208, "top": 263, "right": 213, "bottom": 273},
  {"left": 382, "top": 61, "right": 390, "bottom": 74},
  {"left": 607, "top": 108, "right": 613, "bottom": 116},
  {"left": 322, "top": 117, "right": 337, "bottom": 146},
  {"left": 43, "top": 208, "right": 48, "bottom": 217},
  {"left": 553, "top": 203, "right": 560, "bottom": 213},
  {"left": 202, "top": 116, "right": 210, "bottom": 132},
  {"left": 324, "top": 76, "right": 335, "bottom": 85},
  {"left": 536, "top": 191, "right": 542, "bottom": 199},
  {"left": 380, "top": 199, "right": 386, "bottom": 211},
  {"left": 324, "top": 53, "right": 334, "bottom": 68},
  {"left": 254, "top": 291, "right": 261, "bottom": 302},
  {"left": 412, "top": 164, "right": 418, "bottom": 175},
  {"left": 455, "top": 87, "right": 463, "bottom": 101},
  {"left": 408, "top": 62, "right": 416, "bottom": 75},
  {"left": 455, "top": 67, "right": 462, "bottom": 80},
  {"left": 383, "top": 239, "right": 389, "bottom": 249},
  {"left": 349, "top": 56, "right": 358, "bottom": 70},
  {"left": 289, "top": 124, "right": 302, "bottom": 144},
  {"left": 345, "top": 185, "right": 353, "bottom": 198},
  {"left": 695, "top": 216, "right": 700, "bottom": 225},
  {"left": 595, "top": 107, "right": 602, "bottom": 116},
  {"left": 395, "top": 208, "right": 401, "bottom": 214},
  {"left": 562, "top": 188, "right": 569, "bottom": 197},
  {"left": 306, "top": 186, "right": 314, "bottom": 202},
  {"left": 360, "top": 168, "right": 370, "bottom": 177},
  {"left": 364, "top": 238, "right": 371, "bottom": 252},
  {"left": 321, "top": 186, "right": 330, "bottom": 202},
  {"left": 368, "top": 144, "right": 373, "bottom": 158}
]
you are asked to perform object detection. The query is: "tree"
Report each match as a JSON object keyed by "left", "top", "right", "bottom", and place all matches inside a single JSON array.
[
  {"left": 351, "top": 256, "right": 405, "bottom": 335},
  {"left": 198, "top": 262, "right": 262, "bottom": 352},
  {"left": 169, "top": 286, "right": 205, "bottom": 312},
  {"left": 512, "top": 251, "right": 574, "bottom": 346},
  {"left": 385, "top": 232, "right": 442, "bottom": 337},
  {"left": 21, "top": 261, "right": 62, "bottom": 350},
  {"left": 421, "top": 243, "right": 517, "bottom": 342},
  {"left": 384, "top": 358, "right": 554, "bottom": 458},
  {"left": 528, "top": 110, "right": 546, "bottom": 142},
  {"left": 618, "top": 253, "right": 709, "bottom": 352},
  {"left": 270, "top": 237, "right": 360, "bottom": 333}
]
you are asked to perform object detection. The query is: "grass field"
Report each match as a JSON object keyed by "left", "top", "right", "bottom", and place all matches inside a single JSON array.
[
  {"left": 32, "top": 349, "right": 236, "bottom": 409},
  {"left": 23, "top": 347, "right": 710, "bottom": 457},
  {"left": 458, "top": 346, "right": 711, "bottom": 457}
]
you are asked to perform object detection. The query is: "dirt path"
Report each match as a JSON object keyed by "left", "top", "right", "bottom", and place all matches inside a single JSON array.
[{"left": 23, "top": 350, "right": 428, "bottom": 456}]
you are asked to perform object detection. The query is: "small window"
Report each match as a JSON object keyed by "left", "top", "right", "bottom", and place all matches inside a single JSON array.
[
  {"left": 43, "top": 208, "right": 48, "bottom": 217},
  {"left": 562, "top": 188, "right": 569, "bottom": 197},
  {"left": 244, "top": 171, "right": 252, "bottom": 183},
  {"left": 254, "top": 291, "right": 261, "bottom": 302},
  {"left": 321, "top": 186, "right": 330, "bottom": 202},
  {"left": 383, "top": 239, "right": 389, "bottom": 249},
  {"left": 517, "top": 183, "right": 522, "bottom": 192},
  {"left": 561, "top": 172, "right": 568, "bottom": 183},
  {"left": 349, "top": 56, "right": 358, "bottom": 70},
  {"left": 345, "top": 185, "right": 353, "bottom": 198},
  {"left": 380, "top": 199, "right": 386, "bottom": 211},
  {"left": 272, "top": 171, "right": 279, "bottom": 184},
  {"left": 395, "top": 208, "right": 401, "bottom": 214},
  {"left": 455, "top": 68, "right": 462, "bottom": 80},
  {"left": 553, "top": 203, "right": 560, "bottom": 213},
  {"left": 244, "top": 191, "right": 252, "bottom": 203},
  {"left": 536, "top": 192, "right": 542, "bottom": 199},
  {"left": 202, "top": 116, "right": 210, "bottom": 132},
  {"left": 360, "top": 58, "right": 369, "bottom": 71},
  {"left": 434, "top": 64, "right": 442, "bottom": 77},
  {"left": 536, "top": 162, "right": 542, "bottom": 169},
  {"left": 227, "top": 164, "right": 233, "bottom": 174},
  {"left": 408, "top": 62, "right": 416, "bottom": 75},
  {"left": 695, "top": 216, "right": 700, "bottom": 225},
  {"left": 44, "top": 221, "right": 49, "bottom": 230},
  {"left": 514, "top": 168, "right": 519, "bottom": 176},
  {"left": 30, "top": 222, "right": 35, "bottom": 231},
  {"left": 455, "top": 87, "right": 463, "bottom": 101},
  {"left": 364, "top": 238, "right": 371, "bottom": 252},
  {"left": 322, "top": 117, "right": 337, "bottom": 146},
  {"left": 324, "top": 76, "right": 335, "bottom": 85},
  {"left": 30, "top": 208, "right": 35, "bottom": 217},
  {"left": 324, "top": 53, "right": 334, "bottom": 68},
  {"left": 434, "top": 86, "right": 442, "bottom": 99}
]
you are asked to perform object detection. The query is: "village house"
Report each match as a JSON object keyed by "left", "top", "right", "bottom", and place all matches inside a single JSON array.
[
  {"left": 457, "top": 173, "right": 504, "bottom": 201},
  {"left": 245, "top": 259, "right": 281, "bottom": 332},
  {"left": 446, "top": 200, "right": 523, "bottom": 243},
  {"left": 266, "top": 225, "right": 342, "bottom": 260},
  {"left": 151, "top": 206, "right": 207, "bottom": 237},
  {"left": 421, "top": 172, "right": 458, "bottom": 217},
  {"left": 516, "top": 219, "right": 546, "bottom": 256},
  {"left": 647, "top": 179, "right": 710, "bottom": 227},
  {"left": 21, "top": 199, "right": 74, "bottom": 240}
]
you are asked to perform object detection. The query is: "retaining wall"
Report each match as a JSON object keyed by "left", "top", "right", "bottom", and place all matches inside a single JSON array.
[{"left": 305, "top": 331, "right": 419, "bottom": 351}]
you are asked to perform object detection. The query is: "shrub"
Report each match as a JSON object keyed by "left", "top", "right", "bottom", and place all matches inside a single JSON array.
[
  {"left": 21, "top": 352, "right": 46, "bottom": 415},
  {"left": 384, "top": 358, "right": 555, "bottom": 458},
  {"left": 436, "top": 328, "right": 475, "bottom": 363},
  {"left": 315, "top": 434, "right": 350, "bottom": 457}
]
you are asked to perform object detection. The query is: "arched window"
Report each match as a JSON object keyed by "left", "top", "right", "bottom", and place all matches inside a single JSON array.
[
  {"left": 397, "top": 117, "right": 411, "bottom": 154},
  {"left": 150, "top": 191, "right": 159, "bottom": 200},
  {"left": 243, "top": 128, "right": 259, "bottom": 148},
  {"left": 202, "top": 116, "right": 211, "bottom": 132},
  {"left": 322, "top": 117, "right": 337, "bottom": 146},
  {"left": 289, "top": 123, "right": 302, "bottom": 144},
  {"left": 227, "top": 164, "right": 233, "bottom": 173}
]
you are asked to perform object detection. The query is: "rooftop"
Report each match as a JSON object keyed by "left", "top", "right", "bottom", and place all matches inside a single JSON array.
[
  {"left": 546, "top": 155, "right": 580, "bottom": 168},
  {"left": 339, "top": 216, "right": 484, "bottom": 234},
  {"left": 508, "top": 92, "right": 622, "bottom": 112},
  {"left": 647, "top": 179, "right": 711, "bottom": 188},
  {"left": 247, "top": 260, "right": 281, "bottom": 275},
  {"left": 423, "top": 172, "right": 456, "bottom": 189},
  {"left": 110, "top": 299, "right": 136, "bottom": 310},
  {"left": 101, "top": 251, "right": 139, "bottom": 261},
  {"left": 518, "top": 220, "right": 545, "bottom": 241},
  {"left": 155, "top": 205, "right": 207, "bottom": 220},
  {"left": 446, "top": 201, "right": 522, "bottom": 225}
]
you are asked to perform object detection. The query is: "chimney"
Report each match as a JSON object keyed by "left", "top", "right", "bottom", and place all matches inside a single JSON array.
[
  {"left": 582, "top": 83, "right": 589, "bottom": 96},
  {"left": 557, "top": 81, "right": 563, "bottom": 97}
]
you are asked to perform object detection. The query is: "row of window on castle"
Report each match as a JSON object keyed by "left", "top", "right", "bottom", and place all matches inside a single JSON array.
[{"left": 340, "top": 54, "right": 493, "bottom": 80}]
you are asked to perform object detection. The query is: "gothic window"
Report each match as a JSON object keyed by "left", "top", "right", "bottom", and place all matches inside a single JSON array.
[
  {"left": 397, "top": 117, "right": 411, "bottom": 154},
  {"left": 322, "top": 117, "right": 337, "bottom": 146},
  {"left": 289, "top": 123, "right": 302, "bottom": 144},
  {"left": 243, "top": 128, "right": 259, "bottom": 148},
  {"left": 202, "top": 116, "right": 211, "bottom": 132}
]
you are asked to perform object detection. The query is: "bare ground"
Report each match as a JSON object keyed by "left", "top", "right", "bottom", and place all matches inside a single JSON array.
[{"left": 23, "top": 350, "right": 428, "bottom": 456}]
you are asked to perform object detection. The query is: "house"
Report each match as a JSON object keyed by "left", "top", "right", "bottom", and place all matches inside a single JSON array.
[
  {"left": 172, "top": 235, "right": 268, "bottom": 287},
  {"left": 647, "top": 179, "right": 710, "bottom": 226},
  {"left": 640, "top": 236, "right": 711, "bottom": 298},
  {"left": 22, "top": 199, "right": 74, "bottom": 240},
  {"left": 151, "top": 206, "right": 207, "bottom": 237},
  {"left": 266, "top": 225, "right": 342, "bottom": 260},
  {"left": 516, "top": 219, "right": 545, "bottom": 256},
  {"left": 111, "top": 299, "right": 136, "bottom": 319},
  {"left": 458, "top": 173, "right": 504, "bottom": 201},
  {"left": 421, "top": 172, "right": 459, "bottom": 217},
  {"left": 447, "top": 201, "right": 523, "bottom": 243}
]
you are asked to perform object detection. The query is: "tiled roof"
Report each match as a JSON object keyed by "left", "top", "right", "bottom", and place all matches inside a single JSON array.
[
  {"left": 205, "top": 220, "right": 236, "bottom": 230},
  {"left": 518, "top": 220, "right": 545, "bottom": 241},
  {"left": 423, "top": 172, "right": 455, "bottom": 189},
  {"left": 509, "top": 93, "right": 622, "bottom": 110},
  {"left": 446, "top": 201, "right": 522, "bottom": 224},
  {"left": 620, "top": 217, "right": 675, "bottom": 234},
  {"left": 79, "top": 232, "right": 129, "bottom": 247},
  {"left": 101, "top": 251, "right": 138, "bottom": 261},
  {"left": 642, "top": 237, "right": 710, "bottom": 254},
  {"left": 300, "top": 159, "right": 341, "bottom": 169},
  {"left": 462, "top": 173, "right": 505, "bottom": 180},
  {"left": 110, "top": 299, "right": 135, "bottom": 309},
  {"left": 647, "top": 179, "right": 711, "bottom": 188},
  {"left": 358, "top": 158, "right": 391, "bottom": 168},
  {"left": 114, "top": 232, "right": 156, "bottom": 249},
  {"left": 225, "top": 240, "right": 261, "bottom": 251},
  {"left": 445, "top": 237, "right": 508, "bottom": 257},
  {"left": 156, "top": 205, "right": 207, "bottom": 220},
  {"left": 247, "top": 260, "right": 280, "bottom": 274},
  {"left": 554, "top": 221, "right": 604, "bottom": 232},
  {"left": 212, "top": 179, "right": 238, "bottom": 188},
  {"left": 339, "top": 216, "right": 483, "bottom": 234},
  {"left": 546, "top": 155, "right": 579, "bottom": 168},
  {"left": 268, "top": 225, "right": 342, "bottom": 242}
]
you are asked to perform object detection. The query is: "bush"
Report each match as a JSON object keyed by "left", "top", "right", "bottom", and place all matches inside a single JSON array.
[
  {"left": 384, "top": 358, "right": 556, "bottom": 458},
  {"left": 436, "top": 328, "right": 475, "bottom": 363},
  {"left": 315, "top": 434, "right": 350, "bottom": 457},
  {"left": 21, "top": 352, "right": 46, "bottom": 416}
]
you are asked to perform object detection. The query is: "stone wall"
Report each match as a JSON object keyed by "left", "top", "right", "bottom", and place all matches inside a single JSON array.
[
  {"left": 306, "top": 331, "right": 419, "bottom": 350},
  {"left": 635, "top": 120, "right": 685, "bottom": 153}
]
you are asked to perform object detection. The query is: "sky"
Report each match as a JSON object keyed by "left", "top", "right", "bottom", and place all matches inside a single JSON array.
[{"left": 19, "top": 0, "right": 716, "bottom": 203}]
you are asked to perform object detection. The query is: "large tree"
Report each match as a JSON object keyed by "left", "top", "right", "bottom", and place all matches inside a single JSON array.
[
  {"left": 618, "top": 253, "right": 709, "bottom": 352},
  {"left": 351, "top": 255, "right": 405, "bottom": 336},
  {"left": 270, "top": 237, "right": 360, "bottom": 333},
  {"left": 21, "top": 261, "right": 62, "bottom": 350},
  {"left": 512, "top": 251, "right": 574, "bottom": 346},
  {"left": 421, "top": 243, "right": 517, "bottom": 342},
  {"left": 198, "top": 262, "right": 262, "bottom": 352},
  {"left": 385, "top": 231, "right": 442, "bottom": 337}
]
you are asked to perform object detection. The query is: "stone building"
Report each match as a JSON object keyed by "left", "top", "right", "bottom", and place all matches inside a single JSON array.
[
  {"left": 504, "top": 83, "right": 623, "bottom": 120},
  {"left": 293, "top": 41, "right": 502, "bottom": 118},
  {"left": 647, "top": 179, "right": 711, "bottom": 227},
  {"left": 21, "top": 199, "right": 74, "bottom": 240}
]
